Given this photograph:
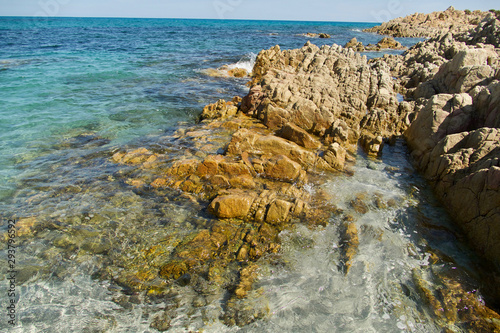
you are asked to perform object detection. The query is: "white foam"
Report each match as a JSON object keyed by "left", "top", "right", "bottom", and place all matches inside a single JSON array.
[{"left": 226, "top": 52, "right": 257, "bottom": 73}]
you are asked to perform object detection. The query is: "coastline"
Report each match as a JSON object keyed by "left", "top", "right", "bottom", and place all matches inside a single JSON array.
[
  {"left": 2, "top": 9, "right": 500, "bottom": 331},
  {"left": 104, "top": 6, "right": 500, "bottom": 329}
]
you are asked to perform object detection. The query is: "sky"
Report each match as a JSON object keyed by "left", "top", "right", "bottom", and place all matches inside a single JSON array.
[{"left": 0, "top": 0, "right": 499, "bottom": 22}]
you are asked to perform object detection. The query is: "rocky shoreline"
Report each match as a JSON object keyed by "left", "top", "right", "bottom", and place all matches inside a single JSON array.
[
  {"left": 363, "top": 6, "right": 493, "bottom": 38},
  {"left": 91, "top": 7, "right": 500, "bottom": 330},
  {"left": 366, "top": 7, "right": 500, "bottom": 299},
  {"left": 96, "top": 8, "right": 500, "bottom": 330},
  {"left": 10, "top": 7, "right": 499, "bottom": 331}
]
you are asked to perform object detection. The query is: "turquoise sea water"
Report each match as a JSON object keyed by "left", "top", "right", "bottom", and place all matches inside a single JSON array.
[
  {"left": 0, "top": 17, "right": 419, "bottom": 200},
  {"left": 1, "top": 17, "right": 491, "bottom": 333}
]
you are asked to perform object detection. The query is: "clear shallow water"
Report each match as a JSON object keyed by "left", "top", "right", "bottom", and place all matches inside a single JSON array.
[{"left": 0, "top": 16, "right": 488, "bottom": 333}]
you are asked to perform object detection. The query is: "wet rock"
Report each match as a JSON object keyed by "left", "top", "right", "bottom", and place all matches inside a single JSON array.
[
  {"left": 228, "top": 68, "right": 249, "bottom": 78},
  {"left": 16, "top": 217, "right": 37, "bottom": 237},
  {"left": 412, "top": 267, "right": 500, "bottom": 331},
  {"left": 339, "top": 220, "right": 359, "bottom": 274},
  {"left": 192, "top": 295, "right": 207, "bottom": 308},
  {"left": 350, "top": 194, "right": 369, "bottom": 214},
  {"left": 166, "top": 158, "right": 200, "bottom": 177},
  {"left": 360, "top": 133, "right": 384, "bottom": 156},
  {"left": 229, "top": 174, "right": 256, "bottom": 189},
  {"left": 200, "top": 99, "right": 238, "bottom": 120},
  {"left": 208, "top": 192, "right": 257, "bottom": 219},
  {"left": 112, "top": 147, "right": 158, "bottom": 165},
  {"left": 263, "top": 155, "right": 303, "bottom": 182},
  {"left": 234, "top": 264, "right": 259, "bottom": 299},
  {"left": 150, "top": 311, "right": 171, "bottom": 331},
  {"left": 159, "top": 261, "right": 189, "bottom": 280},
  {"left": 219, "top": 161, "right": 252, "bottom": 177},
  {"left": 265, "top": 199, "right": 293, "bottom": 224}
]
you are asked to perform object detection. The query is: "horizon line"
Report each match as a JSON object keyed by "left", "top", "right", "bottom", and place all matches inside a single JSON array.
[{"left": 0, "top": 15, "right": 381, "bottom": 24}]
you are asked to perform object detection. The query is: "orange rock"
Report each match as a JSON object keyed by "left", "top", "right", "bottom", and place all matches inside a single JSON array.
[
  {"left": 208, "top": 192, "right": 257, "bottom": 219},
  {"left": 264, "top": 155, "right": 302, "bottom": 182},
  {"left": 151, "top": 178, "right": 168, "bottom": 188},
  {"left": 210, "top": 175, "right": 231, "bottom": 188},
  {"left": 219, "top": 161, "right": 252, "bottom": 177},
  {"left": 167, "top": 159, "right": 200, "bottom": 177},
  {"left": 159, "top": 261, "right": 188, "bottom": 280},
  {"left": 276, "top": 123, "right": 321, "bottom": 149},
  {"left": 265, "top": 199, "right": 293, "bottom": 224},
  {"left": 229, "top": 174, "right": 256, "bottom": 189}
]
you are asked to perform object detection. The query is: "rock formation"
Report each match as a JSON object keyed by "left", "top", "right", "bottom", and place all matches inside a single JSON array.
[
  {"left": 344, "top": 37, "right": 406, "bottom": 52},
  {"left": 108, "top": 7, "right": 500, "bottom": 328},
  {"left": 242, "top": 41, "right": 410, "bottom": 156},
  {"left": 364, "top": 6, "right": 490, "bottom": 38},
  {"left": 301, "top": 32, "right": 331, "bottom": 38},
  {"left": 237, "top": 8, "right": 500, "bottom": 312},
  {"left": 367, "top": 7, "right": 500, "bottom": 306}
]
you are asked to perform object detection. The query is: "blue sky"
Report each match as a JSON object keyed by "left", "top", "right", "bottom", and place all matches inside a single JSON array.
[{"left": 1, "top": 0, "right": 498, "bottom": 22}]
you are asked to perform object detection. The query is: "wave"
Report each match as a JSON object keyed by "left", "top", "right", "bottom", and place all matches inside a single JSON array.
[
  {"left": 226, "top": 52, "right": 257, "bottom": 73},
  {"left": 200, "top": 52, "right": 256, "bottom": 78}
]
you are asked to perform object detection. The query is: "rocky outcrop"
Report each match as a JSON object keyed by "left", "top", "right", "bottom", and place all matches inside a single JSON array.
[
  {"left": 237, "top": 9, "right": 500, "bottom": 310},
  {"left": 457, "top": 13, "right": 500, "bottom": 48},
  {"left": 200, "top": 98, "right": 240, "bottom": 120},
  {"left": 301, "top": 32, "right": 331, "bottom": 38},
  {"left": 202, "top": 65, "right": 250, "bottom": 78},
  {"left": 401, "top": 39, "right": 500, "bottom": 267},
  {"left": 110, "top": 104, "right": 347, "bottom": 326},
  {"left": 344, "top": 37, "right": 406, "bottom": 52},
  {"left": 242, "top": 41, "right": 410, "bottom": 156},
  {"left": 364, "top": 6, "right": 490, "bottom": 38},
  {"left": 107, "top": 9, "right": 500, "bottom": 326}
]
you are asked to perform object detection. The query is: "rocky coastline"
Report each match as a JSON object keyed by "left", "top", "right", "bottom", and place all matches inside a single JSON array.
[
  {"left": 366, "top": 7, "right": 500, "bottom": 295},
  {"left": 10, "top": 7, "right": 498, "bottom": 331},
  {"left": 95, "top": 8, "right": 500, "bottom": 330},
  {"left": 363, "top": 6, "right": 493, "bottom": 38},
  {"left": 251, "top": 5, "right": 500, "bottom": 300},
  {"left": 90, "top": 7, "right": 500, "bottom": 330}
]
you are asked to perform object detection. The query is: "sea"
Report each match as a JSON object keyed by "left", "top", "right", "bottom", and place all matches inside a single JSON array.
[{"left": 0, "top": 17, "right": 492, "bottom": 332}]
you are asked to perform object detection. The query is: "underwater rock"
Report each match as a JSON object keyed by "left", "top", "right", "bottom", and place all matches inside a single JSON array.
[
  {"left": 235, "top": 264, "right": 259, "bottom": 299},
  {"left": 112, "top": 147, "right": 158, "bottom": 165},
  {"left": 339, "top": 220, "right": 359, "bottom": 274}
]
